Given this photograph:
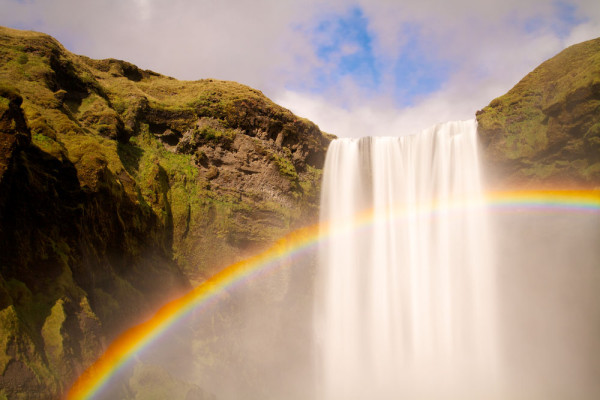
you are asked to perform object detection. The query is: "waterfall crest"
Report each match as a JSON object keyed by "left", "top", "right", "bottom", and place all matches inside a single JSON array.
[{"left": 316, "top": 120, "right": 498, "bottom": 399}]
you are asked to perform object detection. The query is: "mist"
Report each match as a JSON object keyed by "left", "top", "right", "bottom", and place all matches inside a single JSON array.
[
  {"left": 93, "top": 247, "right": 319, "bottom": 400},
  {"left": 493, "top": 211, "right": 600, "bottom": 399},
  {"left": 89, "top": 134, "right": 600, "bottom": 400}
]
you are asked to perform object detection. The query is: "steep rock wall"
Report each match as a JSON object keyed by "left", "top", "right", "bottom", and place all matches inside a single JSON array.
[{"left": 0, "top": 26, "right": 332, "bottom": 398}]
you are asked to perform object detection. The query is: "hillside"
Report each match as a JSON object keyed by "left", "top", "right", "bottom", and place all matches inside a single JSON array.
[
  {"left": 2, "top": 23, "right": 599, "bottom": 399},
  {"left": 477, "top": 37, "right": 600, "bottom": 187},
  {"left": 0, "top": 26, "right": 331, "bottom": 399}
]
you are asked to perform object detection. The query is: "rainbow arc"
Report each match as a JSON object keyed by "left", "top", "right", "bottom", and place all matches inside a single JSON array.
[{"left": 67, "top": 189, "right": 600, "bottom": 400}]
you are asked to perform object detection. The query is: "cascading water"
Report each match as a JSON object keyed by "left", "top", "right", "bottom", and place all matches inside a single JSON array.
[{"left": 315, "top": 120, "right": 499, "bottom": 399}]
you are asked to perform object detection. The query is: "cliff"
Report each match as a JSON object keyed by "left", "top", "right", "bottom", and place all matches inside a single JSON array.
[
  {"left": 0, "top": 26, "right": 331, "bottom": 399},
  {"left": 3, "top": 23, "right": 598, "bottom": 399},
  {"left": 477, "top": 37, "right": 600, "bottom": 187}
]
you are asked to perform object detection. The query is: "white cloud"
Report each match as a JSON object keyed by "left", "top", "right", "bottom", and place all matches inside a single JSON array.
[
  {"left": 0, "top": 0, "right": 598, "bottom": 137},
  {"left": 276, "top": 78, "right": 491, "bottom": 138},
  {"left": 565, "top": 22, "right": 600, "bottom": 46},
  {"left": 276, "top": 0, "right": 598, "bottom": 137}
]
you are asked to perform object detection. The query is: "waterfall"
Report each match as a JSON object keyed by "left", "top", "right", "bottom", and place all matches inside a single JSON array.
[{"left": 315, "top": 120, "right": 498, "bottom": 399}]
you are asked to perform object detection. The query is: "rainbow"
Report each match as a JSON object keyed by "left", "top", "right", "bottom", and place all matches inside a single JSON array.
[
  {"left": 488, "top": 189, "right": 600, "bottom": 213},
  {"left": 66, "top": 189, "right": 600, "bottom": 400}
]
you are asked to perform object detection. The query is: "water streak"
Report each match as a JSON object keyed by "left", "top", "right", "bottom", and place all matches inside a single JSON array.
[{"left": 316, "top": 120, "right": 498, "bottom": 399}]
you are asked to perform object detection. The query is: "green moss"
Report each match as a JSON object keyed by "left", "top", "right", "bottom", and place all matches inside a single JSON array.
[
  {"left": 198, "top": 125, "right": 236, "bottom": 143},
  {"left": 60, "top": 132, "right": 125, "bottom": 176},
  {"left": 117, "top": 141, "right": 144, "bottom": 173},
  {"left": 477, "top": 37, "right": 600, "bottom": 184},
  {"left": 131, "top": 128, "right": 199, "bottom": 218},
  {"left": 0, "top": 303, "right": 59, "bottom": 393},
  {"left": 299, "top": 164, "right": 323, "bottom": 198},
  {"left": 0, "top": 306, "right": 20, "bottom": 373},
  {"left": 0, "top": 29, "right": 331, "bottom": 395},
  {"left": 270, "top": 152, "right": 298, "bottom": 181},
  {"left": 0, "top": 82, "right": 21, "bottom": 102},
  {"left": 31, "top": 133, "right": 63, "bottom": 158},
  {"left": 17, "top": 53, "right": 28, "bottom": 65},
  {"left": 31, "top": 133, "right": 56, "bottom": 144},
  {"left": 41, "top": 299, "right": 66, "bottom": 361}
]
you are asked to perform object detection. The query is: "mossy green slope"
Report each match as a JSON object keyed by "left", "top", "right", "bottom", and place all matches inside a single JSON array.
[
  {"left": 477, "top": 37, "right": 600, "bottom": 186},
  {"left": 0, "top": 25, "right": 331, "bottom": 280},
  {"left": 0, "top": 25, "right": 331, "bottom": 398},
  {"left": 0, "top": 77, "right": 189, "bottom": 400}
]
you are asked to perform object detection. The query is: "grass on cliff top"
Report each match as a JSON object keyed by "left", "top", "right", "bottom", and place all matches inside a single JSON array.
[
  {"left": 1, "top": 25, "right": 326, "bottom": 160},
  {"left": 138, "top": 78, "right": 268, "bottom": 107},
  {"left": 479, "top": 37, "right": 600, "bottom": 122},
  {"left": 1, "top": 25, "right": 324, "bottom": 137},
  {"left": 477, "top": 37, "right": 600, "bottom": 160},
  {"left": 481, "top": 37, "right": 600, "bottom": 114},
  {"left": 1, "top": 26, "right": 326, "bottom": 281},
  {"left": 88, "top": 57, "right": 288, "bottom": 121}
]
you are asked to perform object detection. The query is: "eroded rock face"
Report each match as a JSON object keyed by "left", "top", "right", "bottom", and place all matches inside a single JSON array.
[
  {"left": 0, "top": 25, "right": 332, "bottom": 398},
  {"left": 477, "top": 37, "right": 600, "bottom": 187},
  {"left": 173, "top": 116, "right": 322, "bottom": 208},
  {"left": 0, "top": 86, "right": 189, "bottom": 399},
  {"left": 0, "top": 87, "right": 30, "bottom": 178}
]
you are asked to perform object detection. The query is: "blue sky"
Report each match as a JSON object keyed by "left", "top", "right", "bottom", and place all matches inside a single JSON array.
[
  {"left": 298, "top": 7, "right": 450, "bottom": 107},
  {"left": 1, "top": 0, "right": 599, "bottom": 137},
  {"left": 306, "top": 8, "right": 382, "bottom": 97}
]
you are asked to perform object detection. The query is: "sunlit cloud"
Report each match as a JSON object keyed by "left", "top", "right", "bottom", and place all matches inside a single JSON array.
[{"left": 0, "top": 0, "right": 598, "bottom": 137}]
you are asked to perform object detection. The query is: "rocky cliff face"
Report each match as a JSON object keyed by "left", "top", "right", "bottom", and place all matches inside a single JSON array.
[
  {"left": 3, "top": 22, "right": 597, "bottom": 399},
  {"left": 0, "top": 26, "right": 331, "bottom": 399},
  {"left": 0, "top": 70, "right": 191, "bottom": 400},
  {"left": 477, "top": 37, "right": 600, "bottom": 187}
]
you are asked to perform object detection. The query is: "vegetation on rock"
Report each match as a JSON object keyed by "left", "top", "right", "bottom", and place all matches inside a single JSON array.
[
  {"left": 477, "top": 37, "right": 600, "bottom": 187},
  {"left": 3, "top": 22, "right": 596, "bottom": 399},
  {"left": 0, "top": 26, "right": 331, "bottom": 399}
]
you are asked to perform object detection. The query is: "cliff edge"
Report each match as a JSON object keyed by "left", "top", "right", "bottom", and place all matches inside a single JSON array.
[
  {"left": 477, "top": 37, "right": 600, "bottom": 187},
  {"left": 0, "top": 26, "right": 331, "bottom": 399}
]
